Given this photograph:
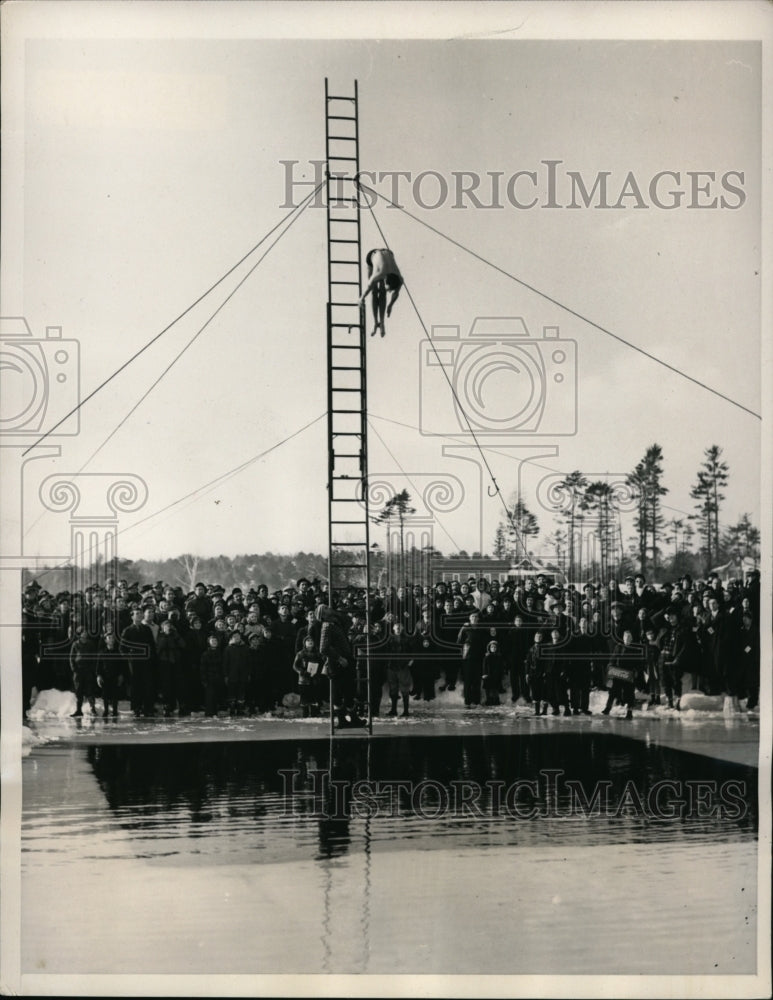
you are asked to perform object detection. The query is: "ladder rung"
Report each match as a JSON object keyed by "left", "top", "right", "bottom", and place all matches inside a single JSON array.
[
  {"left": 329, "top": 259, "right": 359, "bottom": 265},
  {"left": 328, "top": 217, "right": 358, "bottom": 223},
  {"left": 328, "top": 499, "right": 362, "bottom": 504},
  {"left": 331, "top": 366, "right": 362, "bottom": 371},
  {"left": 327, "top": 156, "right": 358, "bottom": 162},
  {"left": 328, "top": 344, "right": 361, "bottom": 350},
  {"left": 331, "top": 519, "right": 366, "bottom": 524},
  {"left": 327, "top": 95, "right": 356, "bottom": 102},
  {"left": 328, "top": 115, "right": 357, "bottom": 121},
  {"left": 330, "top": 432, "right": 362, "bottom": 436},
  {"left": 328, "top": 196, "right": 359, "bottom": 202},
  {"left": 328, "top": 135, "right": 357, "bottom": 142},
  {"left": 332, "top": 388, "right": 361, "bottom": 393},
  {"left": 329, "top": 562, "right": 367, "bottom": 568},
  {"left": 330, "top": 280, "right": 360, "bottom": 285},
  {"left": 333, "top": 452, "right": 363, "bottom": 457},
  {"left": 330, "top": 239, "right": 360, "bottom": 244},
  {"left": 332, "top": 408, "right": 364, "bottom": 413}
]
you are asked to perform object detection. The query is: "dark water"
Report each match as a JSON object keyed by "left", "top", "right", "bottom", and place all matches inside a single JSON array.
[
  {"left": 64, "top": 733, "right": 758, "bottom": 864},
  {"left": 21, "top": 733, "right": 759, "bottom": 975}
]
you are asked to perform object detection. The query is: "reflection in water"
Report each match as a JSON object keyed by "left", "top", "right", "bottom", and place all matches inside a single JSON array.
[
  {"left": 80, "top": 734, "right": 757, "bottom": 865},
  {"left": 22, "top": 733, "right": 759, "bottom": 976}
]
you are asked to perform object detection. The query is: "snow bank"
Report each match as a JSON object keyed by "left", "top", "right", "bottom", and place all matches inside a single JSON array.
[
  {"left": 21, "top": 725, "right": 56, "bottom": 757},
  {"left": 680, "top": 691, "right": 724, "bottom": 712},
  {"left": 26, "top": 688, "right": 79, "bottom": 720}
]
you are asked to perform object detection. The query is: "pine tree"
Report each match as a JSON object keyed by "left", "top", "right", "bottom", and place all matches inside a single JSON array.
[
  {"left": 374, "top": 489, "right": 416, "bottom": 584},
  {"left": 492, "top": 524, "right": 507, "bottom": 559},
  {"left": 555, "top": 472, "right": 588, "bottom": 581},
  {"left": 627, "top": 445, "right": 668, "bottom": 577},
  {"left": 584, "top": 481, "right": 615, "bottom": 580},
  {"left": 721, "top": 514, "right": 760, "bottom": 565},
  {"left": 690, "top": 445, "right": 729, "bottom": 571}
]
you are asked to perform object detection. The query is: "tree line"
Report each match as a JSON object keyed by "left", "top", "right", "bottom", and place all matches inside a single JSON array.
[
  {"left": 491, "top": 443, "right": 759, "bottom": 582},
  {"left": 24, "top": 444, "right": 758, "bottom": 594}
]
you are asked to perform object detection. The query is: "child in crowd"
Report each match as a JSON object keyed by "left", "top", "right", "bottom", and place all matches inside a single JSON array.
[
  {"left": 200, "top": 634, "right": 224, "bottom": 717},
  {"left": 293, "top": 635, "right": 323, "bottom": 718},
  {"left": 526, "top": 631, "right": 547, "bottom": 716},
  {"left": 69, "top": 627, "right": 97, "bottom": 718},
  {"left": 223, "top": 630, "right": 250, "bottom": 716},
  {"left": 482, "top": 639, "right": 504, "bottom": 706}
]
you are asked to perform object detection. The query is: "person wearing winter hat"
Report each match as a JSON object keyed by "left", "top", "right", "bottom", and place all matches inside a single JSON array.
[
  {"left": 200, "top": 634, "right": 224, "bottom": 717},
  {"left": 482, "top": 639, "right": 504, "bottom": 706},
  {"left": 293, "top": 635, "right": 323, "bottom": 718},
  {"left": 384, "top": 621, "right": 413, "bottom": 718},
  {"left": 69, "top": 626, "right": 98, "bottom": 718}
]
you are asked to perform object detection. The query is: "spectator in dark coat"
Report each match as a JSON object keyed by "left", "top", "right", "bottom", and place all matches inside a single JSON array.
[
  {"left": 223, "top": 631, "right": 251, "bottom": 715},
  {"left": 156, "top": 620, "right": 186, "bottom": 716},
  {"left": 411, "top": 608, "right": 438, "bottom": 702},
  {"left": 456, "top": 612, "right": 487, "bottom": 707},
  {"left": 508, "top": 614, "right": 532, "bottom": 703},
  {"left": 384, "top": 622, "right": 413, "bottom": 717},
  {"left": 602, "top": 629, "right": 640, "bottom": 719},
  {"left": 568, "top": 617, "right": 595, "bottom": 715},
  {"left": 120, "top": 608, "right": 158, "bottom": 718},
  {"left": 200, "top": 634, "right": 224, "bottom": 717},
  {"left": 544, "top": 628, "right": 572, "bottom": 717},
  {"left": 318, "top": 604, "right": 360, "bottom": 725},
  {"left": 482, "top": 640, "right": 504, "bottom": 706},
  {"left": 69, "top": 628, "right": 97, "bottom": 717},
  {"left": 96, "top": 631, "right": 125, "bottom": 718},
  {"left": 655, "top": 607, "right": 689, "bottom": 710},
  {"left": 738, "top": 611, "right": 759, "bottom": 712},
  {"left": 526, "top": 631, "right": 548, "bottom": 715},
  {"left": 699, "top": 597, "right": 736, "bottom": 699}
]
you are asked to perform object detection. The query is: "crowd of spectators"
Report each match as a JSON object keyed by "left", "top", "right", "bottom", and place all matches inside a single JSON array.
[{"left": 21, "top": 569, "right": 761, "bottom": 725}]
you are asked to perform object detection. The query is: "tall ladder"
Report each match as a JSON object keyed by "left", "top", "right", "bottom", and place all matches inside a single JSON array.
[{"left": 324, "top": 78, "right": 372, "bottom": 737}]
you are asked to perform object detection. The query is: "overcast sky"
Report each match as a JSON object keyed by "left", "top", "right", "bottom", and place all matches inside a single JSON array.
[{"left": 2, "top": 4, "right": 766, "bottom": 565}]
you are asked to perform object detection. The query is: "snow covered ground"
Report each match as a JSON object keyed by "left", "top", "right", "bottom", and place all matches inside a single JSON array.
[{"left": 21, "top": 675, "right": 760, "bottom": 767}]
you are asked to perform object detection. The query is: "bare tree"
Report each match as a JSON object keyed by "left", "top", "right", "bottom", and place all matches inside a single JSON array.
[{"left": 174, "top": 553, "right": 200, "bottom": 593}]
